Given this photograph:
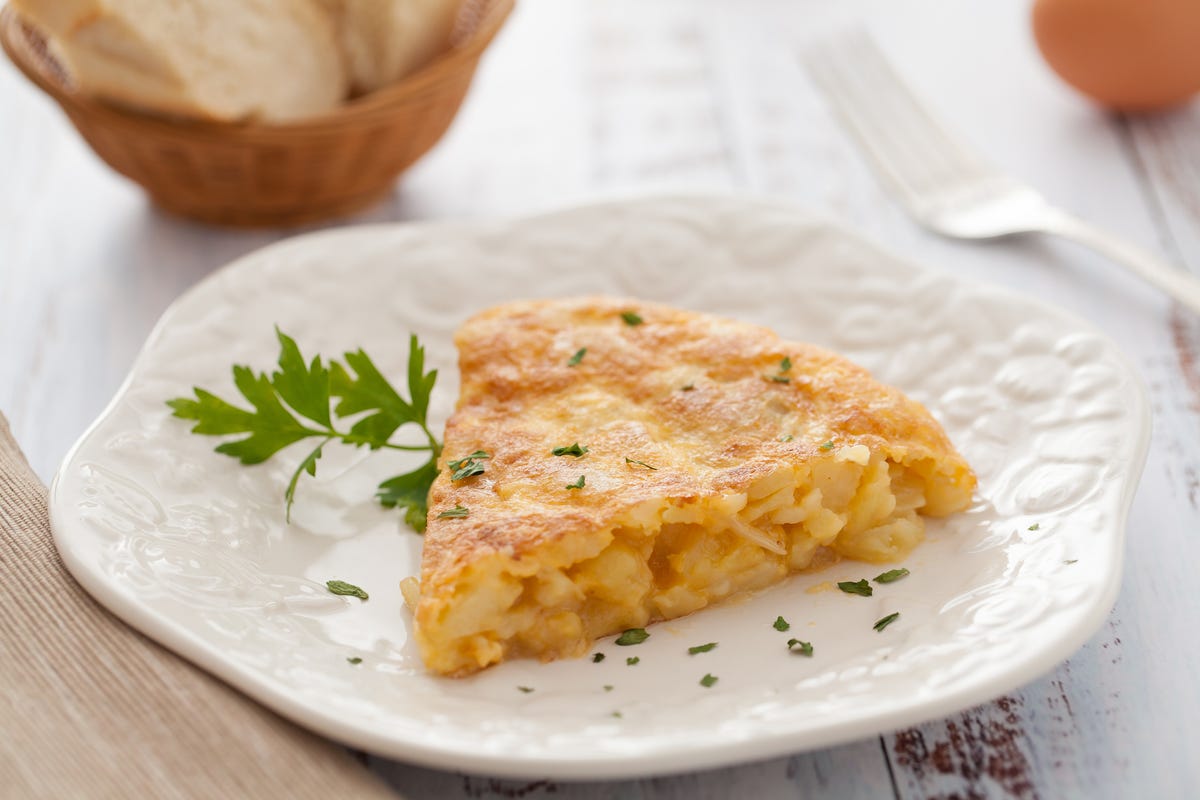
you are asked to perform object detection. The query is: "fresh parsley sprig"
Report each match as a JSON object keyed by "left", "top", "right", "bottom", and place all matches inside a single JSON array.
[{"left": 167, "top": 328, "right": 443, "bottom": 531}]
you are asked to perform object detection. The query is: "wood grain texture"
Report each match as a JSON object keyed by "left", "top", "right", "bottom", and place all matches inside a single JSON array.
[
  {"left": 3, "top": 0, "right": 1199, "bottom": 797},
  {"left": 371, "top": 740, "right": 897, "bottom": 800}
]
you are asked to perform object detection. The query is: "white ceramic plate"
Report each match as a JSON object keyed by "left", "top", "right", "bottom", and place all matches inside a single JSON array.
[{"left": 51, "top": 196, "right": 1148, "bottom": 780}]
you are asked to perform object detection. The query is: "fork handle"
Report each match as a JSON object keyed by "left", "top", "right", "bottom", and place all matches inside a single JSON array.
[{"left": 1042, "top": 212, "right": 1200, "bottom": 315}]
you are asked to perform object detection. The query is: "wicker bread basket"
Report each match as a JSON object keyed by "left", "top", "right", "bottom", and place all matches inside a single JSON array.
[{"left": 0, "top": 0, "right": 513, "bottom": 227}]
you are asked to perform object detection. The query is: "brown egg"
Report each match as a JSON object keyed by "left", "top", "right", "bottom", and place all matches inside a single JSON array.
[{"left": 1032, "top": 0, "right": 1200, "bottom": 111}]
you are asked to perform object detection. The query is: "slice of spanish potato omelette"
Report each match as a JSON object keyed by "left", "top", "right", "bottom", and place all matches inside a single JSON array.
[{"left": 403, "top": 297, "right": 976, "bottom": 676}]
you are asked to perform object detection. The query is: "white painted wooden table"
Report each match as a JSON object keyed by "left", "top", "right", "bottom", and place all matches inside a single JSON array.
[{"left": 3, "top": 1, "right": 1199, "bottom": 797}]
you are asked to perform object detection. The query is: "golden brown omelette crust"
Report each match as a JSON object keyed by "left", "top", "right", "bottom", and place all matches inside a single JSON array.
[{"left": 420, "top": 297, "right": 976, "bottom": 610}]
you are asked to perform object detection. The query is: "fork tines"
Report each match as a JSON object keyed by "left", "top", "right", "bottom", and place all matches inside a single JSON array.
[{"left": 802, "top": 29, "right": 998, "bottom": 205}]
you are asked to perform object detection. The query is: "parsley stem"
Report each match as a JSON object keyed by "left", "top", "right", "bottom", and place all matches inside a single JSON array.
[
  {"left": 380, "top": 442, "right": 438, "bottom": 452},
  {"left": 299, "top": 421, "right": 439, "bottom": 455},
  {"left": 285, "top": 436, "right": 334, "bottom": 522},
  {"left": 418, "top": 423, "right": 443, "bottom": 460}
]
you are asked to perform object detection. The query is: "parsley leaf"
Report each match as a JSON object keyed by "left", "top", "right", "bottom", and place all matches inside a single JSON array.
[
  {"left": 620, "top": 311, "right": 644, "bottom": 326},
  {"left": 347, "top": 656, "right": 363, "bottom": 665},
  {"left": 270, "top": 328, "right": 333, "bottom": 427},
  {"left": 566, "top": 474, "right": 586, "bottom": 490},
  {"left": 377, "top": 461, "right": 440, "bottom": 532},
  {"left": 874, "top": 612, "right": 900, "bottom": 632},
  {"left": 447, "top": 451, "right": 490, "bottom": 481},
  {"left": 626, "top": 657, "right": 640, "bottom": 666},
  {"left": 168, "top": 329, "right": 443, "bottom": 532},
  {"left": 166, "top": 389, "right": 257, "bottom": 438},
  {"left": 284, "top": 439, "right": 330, "bottom": 522},
  {"left": 604, "top": 684, "right": 614, "bottom": 692},
  {"left": 517, "top": 686, "right": 534, "bottom": 693},
  {"left": 552, "top": 443, "right": 589, "bottom": 457},
  {"left": 779, "top": 356, "right": 792, "bottom": 373},
  {"left": 568, "top": 348, "right": 587, "bottom": 366},
  {"left": 624, "top": 457, "right": 657, "bottom": 470},
  {"left": 838, "top": 579, "right": 873, "bottom": 597},
  {"left": 1028, "top": 523, "right": 1041, "bottom": 531},
  {"left": 787, "top": 639, "right": 813, "bottom": 657},
  {"left": 592, "top": 653, "right": 606, "bottom": 663},
  {"left": 699, "top": 674, "right": 718, "bottom": 688},
  {"left": 330, "top": 336, "right": 433, "bottom": 450},
  {"left": 874, "top": 568, "right": 909, "bottom": 584},
  {"left": 437, "top": 505, "right": 470, "bottom": 519},
  {"left": 769, "top": 375, "right": 791, "bottom": 384},
  {"left": 171, "top": 366, "right": 316, "bottom": 465},
  {"left": 405, "top": 334, "right": 438, "bottom": 427},
  {"left": 616, "top": 628, "right": 649, "bottom": 646},
  {"left": 326, "top": 580, "right": 368, "bottom": 600},
  {"left": 688, "top": 642, "right": 717, "bottom": 654},
  {"left": 680, "top": 383, "right": 695, "bottom": 391},
  {"left": 819, "top": 441, "right": 835, "bottom": 451},
  {"left": 773, "top": 616, "right": 790, "bottom": 631},
  {"left": 779, "top": 434, "right": 794, "bottom": 442}
]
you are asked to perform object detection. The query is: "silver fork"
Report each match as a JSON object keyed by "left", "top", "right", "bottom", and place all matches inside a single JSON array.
[{"left": 803, "top": 30, "right": 1200, "bottom": 315}]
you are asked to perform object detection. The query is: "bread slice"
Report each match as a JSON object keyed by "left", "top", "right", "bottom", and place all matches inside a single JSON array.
[
  {"left": 408, "top": 298, "right": 977, "bottom": 676},
  {"left": 12, "top": 0, "right": 347, "bottom": 121},
  {"left": 320, "top": 0, "right": 460, "bottom": 94}
]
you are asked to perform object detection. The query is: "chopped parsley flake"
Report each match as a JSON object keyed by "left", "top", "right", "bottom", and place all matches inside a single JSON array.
[
  {"left": 873, "top": 612, "right": 900, "bottom": 632},
  {"left": 787, "top": 639, "right": 814, "bottom": 656},
  {"left": 767, "top": 357, "right": 793, "bottom": 383},
  {"left": 773, "top": 616, "right": 790, "bottom": 631},
  {"left": 1064, "top": 559, "right": 1078, "bottom": 565},
  {"left": 626, "top": 657, "right": 640, "bottom": 666},
  {"left": 437, "top": 505, "right": 470, "bottom": 519},
  {"left": 517, "top": 686, "right": 534, "bottom": 693},
  {"left": 552, "top": 442, "right": 589, "bottom": 457},
  {"left": 838, "top": 579, "right": 873, "bottom": 597},
  {"left": 616, "top": 628, "right": 649, "bottom": 646},
  {"left": 688, "top": 642, "right": 717, "bottom": 655},
  {"left": 874, "top": 568, "right": 909, "bottom": 584},
  {"left": 565, "top": 474, "right": 586, "bottom": 490},
  {"left": 621, "top": 311, "right": 644, "bottom": 326},
  {"left": 604, "top": 684, "right": 614, "bottom": 692},
  {"left": 819, "top": 441, "right": 835, "bottom": 451},
  {"left": 326, "top": 580, "right": 368, "bottom": 600},
  {"left": 567, "top": 348, "right": 587, "bottom": 367},
  {"left": 347, "top": 656, "right": 363, "bottom": 665},
  {"left": 592, "top": 653, "right": 606, "bottom": 663},
  {"left": 779, "top": 434, "right": 794, "bottom": 442},
  {"left": 625, "top": 457, "right": 658, "bottom": 470},
  {"left": 681, "top": 383, "right": 695, "bottom": 391},
  {"left": 612, "top": 711, "right": 623, "bottom": 718},
  {"left": 699, "top": 673, "right": 718, "bottom": 688},
  {"left": 1028, "top": 523, "right": 1041, "bottom": 531},
  {"left": 448, "top": 450, "right": 490, "bottom": 481}
]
